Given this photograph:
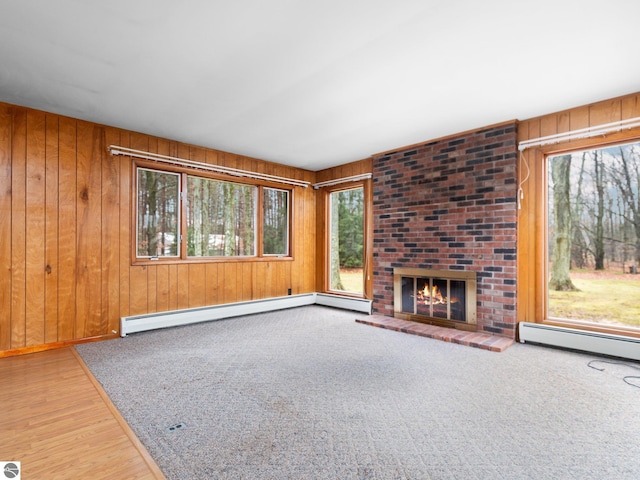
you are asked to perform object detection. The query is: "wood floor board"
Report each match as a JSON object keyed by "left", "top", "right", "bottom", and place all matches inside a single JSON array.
[{"left": 0, "top": 347, "right": 165, "bottom": 480}]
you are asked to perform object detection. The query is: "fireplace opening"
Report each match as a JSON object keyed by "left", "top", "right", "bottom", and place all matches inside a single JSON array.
[{"left": 394, "top": 268, "right": 477, "bottom": 330}]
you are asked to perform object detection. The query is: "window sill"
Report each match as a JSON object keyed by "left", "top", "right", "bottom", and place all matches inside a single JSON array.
[{"left": 132, "top": 256, "right": 294, "bottom": 266}]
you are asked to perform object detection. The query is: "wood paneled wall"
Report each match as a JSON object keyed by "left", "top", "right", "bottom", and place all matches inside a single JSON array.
[
  {"left": 0, "top": 102, "right": 317, "bottom": 355},
  {"left": 517, "top": 92, "right": 640, "bottom": 324}
]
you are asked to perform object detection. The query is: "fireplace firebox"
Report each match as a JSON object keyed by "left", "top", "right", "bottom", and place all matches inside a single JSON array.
[{"left": 393, "top": 268, "right": 477, "bottom": 330}]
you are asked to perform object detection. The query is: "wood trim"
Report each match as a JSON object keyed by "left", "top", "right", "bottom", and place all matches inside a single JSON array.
[
  {"left": 363, "top": 177, "right": 374, "bottom": 300},
  {"left": 0, "top": 334, "right": 118, "bottom": 358},
  {"left": 70, "top": 347, "right": 167, "bottom": 479}
]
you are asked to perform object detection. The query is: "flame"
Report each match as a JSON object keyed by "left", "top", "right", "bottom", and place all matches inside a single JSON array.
[{"left": 418, "top": 284, "right": 447, "bottom": 305}]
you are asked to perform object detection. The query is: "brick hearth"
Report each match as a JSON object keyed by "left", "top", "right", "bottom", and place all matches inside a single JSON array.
[{"left": 356, "top": 316, "right": 514, "bottom": 352}]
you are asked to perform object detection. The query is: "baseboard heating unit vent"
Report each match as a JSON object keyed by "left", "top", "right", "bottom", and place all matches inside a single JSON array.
[
  {"left": 519, "top": 322, "right": 640, "bottom": 361},
  {"left": 121, "top": 293, "right": 372, "bottom": 336},
  {"left": 315, "top": 293, "right": 373, "bottom": 313}
]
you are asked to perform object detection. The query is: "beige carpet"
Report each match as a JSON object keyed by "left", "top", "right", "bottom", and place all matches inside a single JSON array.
[{"left": 76, "top": 306, "right": 640, "bottom": 479}]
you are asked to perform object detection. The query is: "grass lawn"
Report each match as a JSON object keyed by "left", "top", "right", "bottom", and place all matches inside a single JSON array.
[
  {"left": 336, "top": 268, "right": 364, "bottom": 294},
  {"left": 548, "top": 276, "right": 640, "bottom": 327}
]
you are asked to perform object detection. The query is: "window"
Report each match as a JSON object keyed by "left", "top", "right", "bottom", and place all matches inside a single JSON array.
[
  {"left": 137, "top": 168, "right": 180, "bottom": 258},
  {"left": 186, "top": 176, "right": 256, "bottom": 257},
  {"left": 328, "top": 187, "right": 364, "bottom": 294},
  {"left": 135, "top": 165, "right": 291, "bottom": 261},
  {"left": 263, "top": 187, "right": 290, "bottom": 256},
  {"left": 546, "top": 141, "right": 640, "bottom": 331}
]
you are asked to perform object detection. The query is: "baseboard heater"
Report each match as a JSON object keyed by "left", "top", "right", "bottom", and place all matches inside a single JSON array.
[
  {"left": 121, "top": 293, "right": 373, "bottom": 337},
  {"left": 519, "top": 322, "right": 640, "bottom": 361}
]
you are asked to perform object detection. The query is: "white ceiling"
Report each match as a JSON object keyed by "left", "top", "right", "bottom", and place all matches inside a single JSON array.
[{"left": 1, "top": 1, "right": 639, "bottom": 171}]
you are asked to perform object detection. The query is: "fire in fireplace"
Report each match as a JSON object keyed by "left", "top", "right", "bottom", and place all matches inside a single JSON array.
[{"left": 394, "top": 268, "right": 477, "bottom": 330}]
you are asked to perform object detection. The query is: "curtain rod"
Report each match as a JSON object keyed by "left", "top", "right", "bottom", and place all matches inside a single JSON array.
[
  {"left": 518, "top": 116, "right": 640, "bottom": 151},
  {"left": 108, "top": 145, "right": 311, "bottom": 188},
  {"left": 312, "top": 173, "right": 372, "bottom": 190}
]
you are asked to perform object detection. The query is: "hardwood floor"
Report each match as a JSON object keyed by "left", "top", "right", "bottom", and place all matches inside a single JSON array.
[{"left": 0, "top": 347, "right": 165, "bottom": 479}]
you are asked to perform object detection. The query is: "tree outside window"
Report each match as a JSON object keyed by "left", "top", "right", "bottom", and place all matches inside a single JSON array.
[
  {"left": 547, "top": 142, "right": 640, "bottom": 329},
  {"left": 187, "top": 177, "right": 255, "bottom": 257}
]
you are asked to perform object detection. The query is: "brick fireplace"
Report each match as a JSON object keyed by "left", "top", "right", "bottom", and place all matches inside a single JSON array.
[{"left": 372, "top": 122, "right": 518, "bottom": 339}]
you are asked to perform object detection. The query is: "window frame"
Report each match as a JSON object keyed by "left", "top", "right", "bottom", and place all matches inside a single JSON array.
[
  {"left": 132, "top": 160, "right": 294, "bottom": 265},
  {"left": 531, "top": 136, "right": 640, "bottom": 338},
  {"left": 135, "top": 167, "right": 181, "bottom": 259},
  {"left": 261, "top": 187, "right": 291, "bottom": 257},
  {"left": 323, "top": 182, "right": 369, "bottom": 298},
  {"left": 185, "top": 175, "right": 258, "bottom": 258}
]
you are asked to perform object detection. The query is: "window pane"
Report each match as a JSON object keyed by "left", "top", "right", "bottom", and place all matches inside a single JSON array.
[
  {"left": 137, "top": 168, "right": 180, "bottom": 257},
  {"left": 329, "top": 187, "right": 364, "bottom": 294},
  {"left": 187, "top": 176, "right": 256, "bottom": 256},
  {"left": 547, "top": 142, "right": 640, "bottom": 330},
  {"left": 263, "top": 188, "right": 289, "bottom": 255}
]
